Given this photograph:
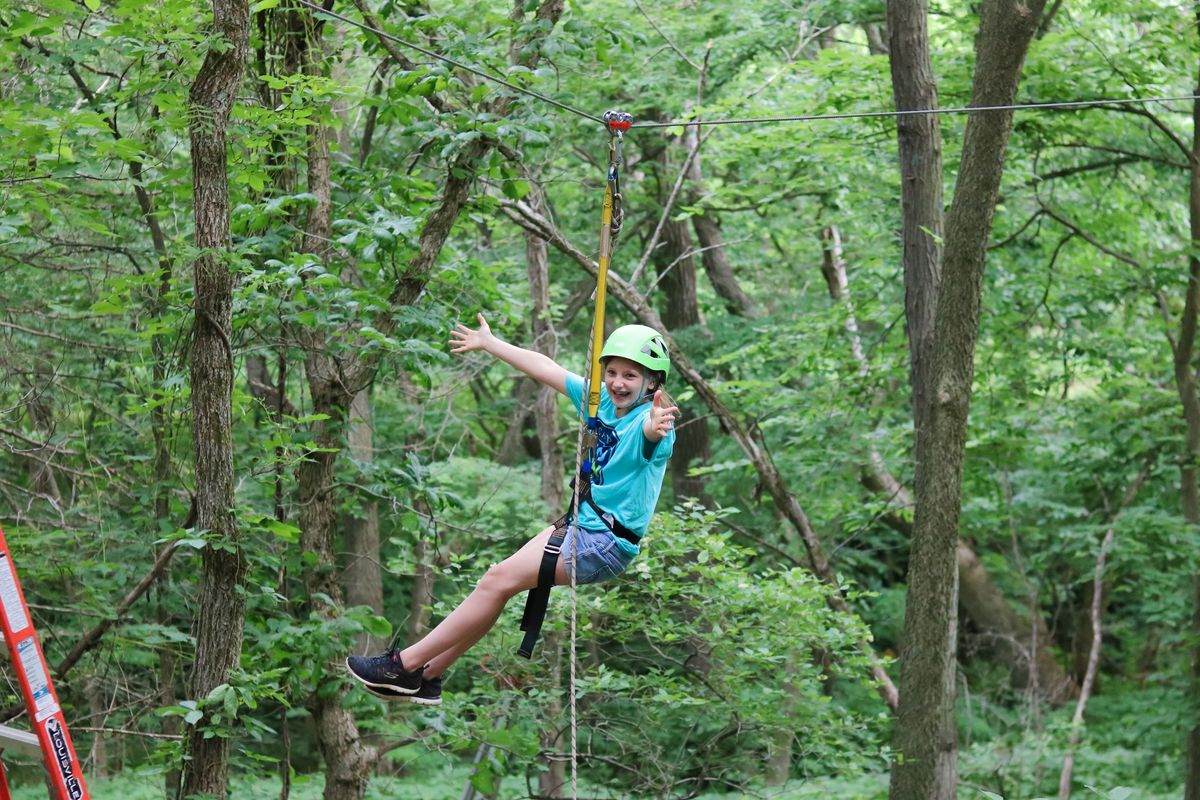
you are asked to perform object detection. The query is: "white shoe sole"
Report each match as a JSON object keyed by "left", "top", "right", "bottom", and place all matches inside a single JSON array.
[
  {"left": 362, "top": 684, "right": 442, "bottom": 705},
  {"left": 345, "top": 658, "right": 420, "bottom": 695}
]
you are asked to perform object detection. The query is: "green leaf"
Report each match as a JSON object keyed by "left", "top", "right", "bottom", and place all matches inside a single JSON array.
[
  {"left": 361, "top": 614, "right": 391, "bottom": 638},
  {"left": 502, "top": 179, "right": 530, "bottom": 200}
]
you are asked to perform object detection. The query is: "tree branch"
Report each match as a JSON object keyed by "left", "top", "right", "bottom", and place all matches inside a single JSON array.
[
  {"left": 1038, "top": 204, "right": 1146, "bottom": 269},
  {"left": 1098, "top": 103, "right": 1193, "bottom": 162}
]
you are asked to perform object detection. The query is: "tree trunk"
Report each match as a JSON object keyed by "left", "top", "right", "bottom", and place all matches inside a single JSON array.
[
  {"left": 654, "top": 140, "right": 712, "bottom": 505},
  {"left": 1182, "top": 21, "right": 1200, "bottom": 800},
  {"left": 22, "top": 371, "right": 63, "bottom": 503},
  {"left": 765, "top": 651, "right": 802, "bottom": 785},
  {"left": 525, "top": 179, "right": 566, "bottom": 797},
  {"left": 407, "top": 527, "right": 435, "bottom": 644},
  {"left": 864, "top": 22, "right": 889, "bottom": 55},
  {"left": 684, "top": 126, "right": 760, "bottom": 318},
  {"left": 889, "top": 1, "right": 1047, "bottom": 798},
  {"left": 887, "top": 0, "right": 943, "bottom": 440},
  {"left": 496, "top": 378, "right": 538, "bottom": 465},
  {"left": 1059, "top": 460, "right": 1154, "bottom": 798},
  {"left": 150, "top": 213, "right": 182, "bottom": 800},
  {"left": 182, "top": 0, "right": 249, "bottom": 796},
  {"left": 344, "top": 389, "right": 385, "bottom": 654},
  {"left": 289, "top": 14, "right": 377, "bottom": 797},
  {"left": 958, "top": 545, "right": 1076, "bottom": 701},
  {"left": 298, "top": 412, "right": 376, "bottom": 800},
  {"left": 86, "top": 677, "right": 107, "bottom": 779}
]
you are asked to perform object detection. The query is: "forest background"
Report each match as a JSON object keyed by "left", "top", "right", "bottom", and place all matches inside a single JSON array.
[{"left": 0, "top": 0, "right": 1198, "bottom": 798}]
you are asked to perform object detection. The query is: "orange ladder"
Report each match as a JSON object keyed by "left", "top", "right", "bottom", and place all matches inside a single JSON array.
[{"left": 0, "top": 524, "right": 89, "bottom": 799}]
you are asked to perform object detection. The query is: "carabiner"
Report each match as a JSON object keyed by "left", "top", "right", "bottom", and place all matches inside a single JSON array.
[{"left": 602, "top": 109, "right": 632, "bottom": 174}]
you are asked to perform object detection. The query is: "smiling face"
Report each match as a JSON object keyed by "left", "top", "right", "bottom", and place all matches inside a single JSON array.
[{"left": 603, "top": 356, "right": 651, "bottom": 415}]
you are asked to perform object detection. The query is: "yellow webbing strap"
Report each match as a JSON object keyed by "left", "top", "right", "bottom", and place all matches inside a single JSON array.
[{"left": 586, "top": 179, "right": 614, "bottom": 420}]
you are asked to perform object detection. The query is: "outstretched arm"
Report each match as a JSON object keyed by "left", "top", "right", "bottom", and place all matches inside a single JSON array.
[
  {"left": 643, "top": 389, "right": 678, "bottom": 443},
  {"left": 450, "top": 313, "right": 569, "bottom": 396}
]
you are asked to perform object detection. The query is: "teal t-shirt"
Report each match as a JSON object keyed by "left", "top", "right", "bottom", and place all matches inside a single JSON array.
[{"left": 564, "top": 373, "right": 674, "bottom": 537}]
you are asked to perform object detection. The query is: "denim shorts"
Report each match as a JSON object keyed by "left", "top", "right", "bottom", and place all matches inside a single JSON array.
[{"left": 560, "top": 524, "right": 640, "bottom": 585}]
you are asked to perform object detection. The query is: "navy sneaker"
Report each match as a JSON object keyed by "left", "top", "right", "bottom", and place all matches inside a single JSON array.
[
  {"left": 345, "top": 649, "right": 423, "bottom": 695},
  {"left": 365, "top": 675, "right": 443, "bottom": 706}
]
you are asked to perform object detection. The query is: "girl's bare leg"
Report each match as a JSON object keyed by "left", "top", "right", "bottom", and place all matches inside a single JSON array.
[{"left": 399, "top": 524, "right": 569, "bottom": 676}]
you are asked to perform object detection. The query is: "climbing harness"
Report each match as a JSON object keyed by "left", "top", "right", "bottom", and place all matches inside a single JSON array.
[{"left": 517, "top": 109, "right": 633, "bottom": 661}]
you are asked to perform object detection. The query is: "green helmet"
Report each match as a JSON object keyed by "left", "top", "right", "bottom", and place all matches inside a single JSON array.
[{"left": 600, "top": 324, "right": 670, "bottom": 381}]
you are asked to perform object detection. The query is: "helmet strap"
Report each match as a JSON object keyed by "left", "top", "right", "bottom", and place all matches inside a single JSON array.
[{"left": 631, "top": 376, "right": 655, "bottom": 409}]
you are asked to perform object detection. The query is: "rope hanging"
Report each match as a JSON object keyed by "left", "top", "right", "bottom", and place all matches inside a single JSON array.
[{"left": 558, "top": 109, "right": 629, "bottom": 800}]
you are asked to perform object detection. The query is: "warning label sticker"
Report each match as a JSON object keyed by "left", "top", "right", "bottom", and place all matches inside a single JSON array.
[
  {"left": 0, "top": 553, "right": 29, "bottom": 635},
  {"left": 17, "top": 637, "right": 59, "bottom": 722}
]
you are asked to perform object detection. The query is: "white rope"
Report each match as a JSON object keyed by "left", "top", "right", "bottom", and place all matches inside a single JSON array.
[{"left": 564, "top": 310, "right": 598, "bottom": 800}]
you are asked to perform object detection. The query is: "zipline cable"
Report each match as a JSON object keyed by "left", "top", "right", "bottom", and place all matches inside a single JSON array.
[
  {"left": 295, "top": 0, "right": 1200, "bottom": 132},
  {"left": 293, "top": 0, "right": 602, "bottom": 124},
  {"left": 631, "top": 94, "right": 1200, "bottom": 128}
]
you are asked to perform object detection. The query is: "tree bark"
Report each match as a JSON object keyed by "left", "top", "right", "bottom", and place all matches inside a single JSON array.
[
  {"left": 497, "top": 378, "right": 539, "bottom": 465},
  {"left": 344, "top": 389, "right": 385, "bottom": 654},
  {"left": 286, "top": 13, "right": 379, "bottom": 797},
  {"left": 864, "top": 22, "right": 889, "bottom": 55},
  {"left": 1059, "top": 459, "right": 1154, "bottom": 798},
  {"left": 684, "top": 126, "right": 760, "bottom": 318},
  {"left": 525, "top": 182, "right": 565, "bottom": 516},
  {"left": 887, "top": 0, "right": 943, "bottom": 440},
  {"left": 653, "top": 138, "right": 712, "bottom": 505},
  {"left": 889, "top": 1, "right": 1047, "bottom": 798},
  {"left": 298, "top": 408, "right": 377, "bottom": 800},
  {"left": 523, "top": 179, "right": 567, "bottom": 799},
  {"left": 182, "top": 0, "right": 249, "bottom": 796},
  {"left": 22, "top": 371, "right": 63, "bottom": 503},
  {"left": 957, "top": 545, "right": 1075, "bottom": 701},
  {"left": 765, "top": 652, "right": 802, "bottom": 785},
  {"left": 406, "top": 493, "right": 436, "bottom": 646},
  {"left": 1183, "top": 19, "right": 1200, "bottom": 800}
]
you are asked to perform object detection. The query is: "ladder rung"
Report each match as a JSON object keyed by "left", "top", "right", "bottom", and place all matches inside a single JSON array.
[{"left": 0, "top": 723, "right": 43, "bottom": 758}]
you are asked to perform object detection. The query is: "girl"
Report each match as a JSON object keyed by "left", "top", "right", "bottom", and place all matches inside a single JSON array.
[{"left": 346, "top": 314, "right": 678, "bottom": 705}]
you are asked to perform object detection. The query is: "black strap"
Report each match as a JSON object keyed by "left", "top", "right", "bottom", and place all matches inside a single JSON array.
[
  {"left": 517, "top": 515, "right": 569, "bottom": 658},
  {"left": 516, "top": 475, "right": 641, "bottom": 658},
  {"left": 572, "top": 473, "right": 641, "bottom": 544},
  {"left": 582, "top": 493, "right": 640, "bottom": 545}
]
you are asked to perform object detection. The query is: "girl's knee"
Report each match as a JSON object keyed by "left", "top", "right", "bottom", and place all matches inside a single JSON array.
[{"left": 478, "top": 561, "right": 521, "bottom": 598}]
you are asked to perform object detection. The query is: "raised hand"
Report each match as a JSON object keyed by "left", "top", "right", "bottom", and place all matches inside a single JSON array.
[
  {"left": 646, "top": 389, "right": 679, "bottom": 440},
  {"left": 449, "top": 313, "right": 495, "bottom": 355}
]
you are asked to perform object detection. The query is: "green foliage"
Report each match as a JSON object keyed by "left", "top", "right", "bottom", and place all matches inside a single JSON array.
[
  {"left": 384, "top": 506, "right": 889, "bottom": 796},
  {"left": 0, "top": 0, "right": 1196, "bottom": 795}
]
